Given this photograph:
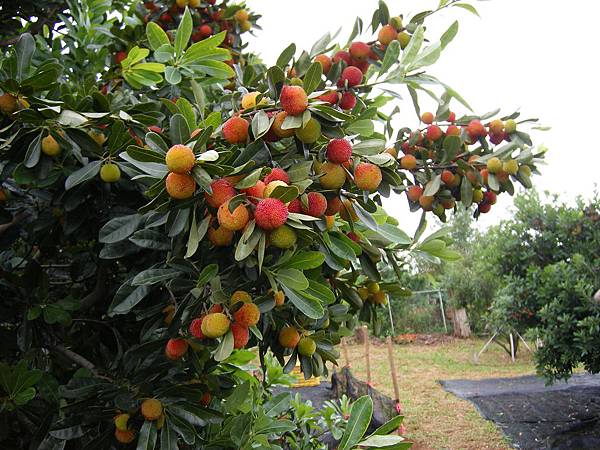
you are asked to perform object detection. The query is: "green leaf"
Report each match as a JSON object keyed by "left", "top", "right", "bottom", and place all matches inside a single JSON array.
[
  {"left": 165, "top": 66, "right": 182, "bottom": 85},
  {"left": 132, "top": 268, "right": 181, "bottom": 286},
  {"left": 24, "top": 132, "right": 42, "bottom": 168},
  {"left": 375, "top": 223, "right": 412, "bottom": 245},
  {"left": 379, "top": 40, "right": 400, "bottom": 77},
  {"left": 126, "top": 145, "right": 166, "bottom": 163},
  {"left": 400, "top": 25, "right": 424, "bottom": 67},
  {"left": 99, "top": 214, "right": 141, "bottom": 244},
  {"left": 129, "top": 229, "right": 170, "bottom": 250},
  {"left": 353, "top": 139, "right": 385, "bottom": 156},
  {"left": 170, "top": 114, "right": 190, "bottom": 144},
  {"left": 109, "top": 283, "right": 152, "bottom": 315},
  {"left": 251, "top": 110, "right": 271, "bottom": 139},
  {"left": 338, "top": 396, "right": 373, "bottom": 450},
  {"left": 146, "top": 22, "right": 170, "bottom": 51},
  {"left": 175, "top": 7, "right": 193, "bottom": 57},
  {"left": 214, "top": 331, "right": 234, "bottom": 361},
  {"left": 347, "top": 120, "right": 374, "bottom": 137},
  {"left": 276, "top": 268, "right": 309, "bottom": 291},
  {"left": 454, "top": 3, "right": 480, "bottom": 17},
  {"left": 160, "top": 420, "right": 178, "bottom": 450},
  {"left": 358, "top": 435, "right": 406, "bottom": 447},
  {"left": 423, "top": 174, "right": 441, "bottom": 196},
  {"left": 460, "top": 174, "right": 473, "bottom": 207},
  {"left": 269, "top": 185, "right": 299, "bottom": 203},
  {"left": 280, "top": 285, "right": 324, "bottom": 319},
  {"left": 136, "top": 420, "right": 157, "bottom": 450},
  {"left": 16, "top": 34, "right": 35, "bottom": 81},
  {"left": 65, "top": 160, "right": 102, "bottom": 190},
  {"left": 276, "top": 43, "right": 296, "bottom": 69},
  {"left": 182, "top": 31, "right": 227, "bottom": 63},
  {"left": 440, "top": 20, "right": 459, "bottom": 50},
  {"left": 235, "top": 168, "right": 263, "bottom": 189},
  {"left": 303, "top": 62, "right": 323, "bottom": 94},
  {"left": 370, "top": 415, "right": 404, "bottom": 436},
  {"left": 283, "top": 251, "right": 326, "bottom": 270}
]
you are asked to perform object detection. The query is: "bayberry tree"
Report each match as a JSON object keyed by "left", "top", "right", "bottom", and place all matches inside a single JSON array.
[{"left": 0, "top": 0, "right": 545, "bottom": 448}]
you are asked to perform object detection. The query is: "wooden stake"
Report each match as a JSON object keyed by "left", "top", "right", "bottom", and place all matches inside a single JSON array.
[
  {"left": 341, "top": 337, "right": 350, "bottom": 367},
  {"left": 474, "top": 332, "right": 497, "bottom": 363},
  {"left": 509, "top": 332, "right": 516, "bottom": 363},
  {"left": 386, "top": 336, "right": 400, "bottom": 403},
  {"left": 363, "top": 326, "right": 372, "bottom": 385}
]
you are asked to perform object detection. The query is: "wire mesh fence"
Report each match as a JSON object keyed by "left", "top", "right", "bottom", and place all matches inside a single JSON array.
[{"left": 379, "top": 289, "right": 448, "bottom": 336}]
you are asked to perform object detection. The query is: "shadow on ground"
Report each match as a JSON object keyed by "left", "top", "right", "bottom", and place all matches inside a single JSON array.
[{"left": 440, "top": 374, "right": 600, "bottom": 449}]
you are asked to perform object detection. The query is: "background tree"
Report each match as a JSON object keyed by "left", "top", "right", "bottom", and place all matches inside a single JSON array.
[{"left": 0, "top": 0, "right": 545, "bottom": 448}]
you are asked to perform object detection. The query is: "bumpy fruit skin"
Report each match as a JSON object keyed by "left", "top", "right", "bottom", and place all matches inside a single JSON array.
[
  {"left": 400, "top": 154, "right": 417, "bottom": 170},
  {"left": 264, "top": 167, "right": 290, "bottom": 185},
  {"left": 189, "top": 317, "right": 205, "bottom": 339},
  {"left": 280, "top": 85, "right": 308, "bottom": 116},
  {"left": 426, "top": 125, "right": 443, "bottom": 141},
  {"left": 231, "top": 290, "right": 252, "bottom": 305},
  {"left": 166, "top": 173, "right": 196, "bottom": 199},
  {"left": 205, "top": 179, "right": 235, "bottom": 208},
  {"left": 318, "top": 162, "right": 346, "bottom": 189},
  {"left": 271, "top": 111, "right": 295, "bottom": 138},
  {"left": 208, "top": 225, "right": 233, "bottom": 246},
  {"left": 325, "top": 196, "right": 342, "bottom": 215},
  {"left": 397, "top": 32, "right": 411, "bottom": 49},
  {"left": 269, "top": 224, "right": 297, "bottom": 249},
  {"left": 421, "top": 112, "right": 434, "bottom": 124},
  {"left": 295, "top": 118, "right": 321, "bottom": 144},
  {"left": 326, "top": 139, "right": 352, "bottom": 164},
  {"left": 166, "top": 144, "right": 195, "bottom": 173},
  {"left": 407, "top": 185, "right": 423, "bottom": 202},
  {"left": 504, "top": 119, "right": 517, "bottom": 134},
  {"left": 255, "top": 198, "right": 288, "bottom": 230},
  {"left": 234, "top": 303, "right": 260, "bottom": 327},
  {"left": 274, "top": 290, "right": 285, "bottom": 306},
  {"left": 115, "top": 429, "right": 135, "bottom": 444},
  {"left": 114, "top": 413, "right": 130, "bottom": 432},
  {"left": 141, "top": 399, "right": 163, "bottom": 421},
  {"left": 242, "top": 180, "right": 265, "bottom": 201},
  {"left": 479, "top": 203, "right": 491, "bottom": 213},
  {"left": 446, "top": 125, "right": 460, "bottom": 136},
  {"left": 0, "top": 93, "right": 17, "bottom": 114},
  {"left": 201, "top": 312, "right": 231, "bottom": 338},
  {"left": 467, "top": 119, "right": 486, "bottom": 139},
  {"left": 333, "top": 50, "right": 351, "bottom": 65},
  {"left": 339, "top": 92, "right": 357, "bottom": 110},
  {"left": 354, "top": 163, "right": 382, "bottom": 191},
  {"left": 488, "top": 119, "right": 504, "bottom": 135},
  {"left": 241, "top": 92, "right": 265, "bottom": 109},
  {"left": 222, "top": 116, "right": 249, "bottom": 144},
  {"left": 100, "top": 163, "right": 121, "bottom": 183},
  {"left": 486, "top": 157, "right": 502, "bottom": 174},
  {"left": 234, "top": 8, "right": 249, "bottom": 21},
  {"left": 41, "top": 135, "right": 61, "bottom": 156},
  {"left": 319, "top": 90, "right": 339, "bottom": 105},
  {"left": 484, "top": 191, "right": 497, "bottom": 205},
  {"left": 349, "top": 41, "right": 370, "bottom": 60},
  {"left": 278, "top": 326, "right": 300, "bottom": 348},
  {"left": 287, "top": 198, "right": 302, "bottom": 213},
  {"left": 217, "top": 201, "right": 250, "bottom": 231},
  {"left": 314, "top": 54, "right": 332, "bottom": 74},
  {"left": 231, "top": 322, "right": 250, "bottom": 349},
  {"left": 419, "top": 195, "right": 434, "bottom": 211},
  {"left": 378, "top": 24, "right": 398, "bottom": 45},
  {"left": 303, "top": 192, "right": 327, "bottom": 217},
  {"left": 298, "top": 337, "right": 317, "bottom": 356},
  {"left": 337, "top": 66, "right": 363, "bottom": 88},
  {"left": 503, "top": 159, "right": 518, "bottom": 175},
  {"left": 263, "top": 180, "right": 288, "bottom": 198},
  {"left": 367, "top": 281, "right": 380, "bottom": 294},
  {"left": 165, "top": 338, "right": 188, "bottom": 360}
]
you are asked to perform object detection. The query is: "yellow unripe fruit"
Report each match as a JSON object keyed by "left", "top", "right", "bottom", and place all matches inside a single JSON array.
[
  {"left": 298, "top": 337, "right": 316, "bottom": 356},
  {"left": 519, "top": 165, "right": 532, "bottom": 177},
  {"left": 166, "top": 144, "right": 195, "bottom": 174},
  {"left": 141, "top": 398, "right": 163, "bottom": 421},
  {"left": 114, "top": 413, "right": 130, "bottom": 431},
  {"left": 115, "top": 429, "right": 135, "bottom": 444},
  {"left": 367, "top": 281, "right": 380, "bottom": 294},
  {"left": 318, "top": 163, "right": 346, "bottom": 190},
  {"left": 486, "top": 157, "right": 502, "bottom": 174},
  {"left": 473, "top": 189, "right": 484, "bottom": 204},
  {"left": 201, "top": 312, "right": 231, "bottom": 338},
  {"left": 504, "top": 119, "right": 517, "bottom": 134},
  {"left": 358, "top": 287, "right": 369, "bottom": 301},
  {"left": 100, "top": 163, "right": 121, "bottom": 183},
  {"left": 241, "top": 92, "right": 266, "bottom": 109},
  {"left": 88, "top": 130, "right": 107, "bottom": 146},
  {"left": 274, "top": 290, "right": 285, "bottom": 306},
  {"left": 240, "top": 20, "right": 252, "bottom": 32},
  {"left": 231, "top": 290, "right": 252, "bottom": 305},
  {"left": 41, "top": 135, "right": 61, "bottom": 156},
  {"left": 397, "top": 32, "right": 411, "bottom": 49},
  {"left": 269, "top": 224, "right": 297, "bottom": 249},
  {"left": 263, "top": 180, "right": 288, "bottom": 198},
  {"left": 295, "top": 118, "right": 321, "bottom": 144},
  {"left": 503, "top": 159, "right": 518, "bottom": 175},
  {"left": 234, "top": 9, "right": 249, "bottom": 22},
  {"left": 175, "top": 0, "right": 188, "bottom": 7},
  {"left": 188, "top": 0, "right": 200, "bottom": 6}
]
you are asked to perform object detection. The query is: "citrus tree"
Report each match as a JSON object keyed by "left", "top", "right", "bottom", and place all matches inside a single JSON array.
[{"left": 0, "top": 0, "right": 545, "bottom": 447}]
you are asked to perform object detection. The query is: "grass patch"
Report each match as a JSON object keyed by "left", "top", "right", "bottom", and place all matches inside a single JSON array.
[{"left": 343, "top": 337, "right": 535, "bottom": 450}]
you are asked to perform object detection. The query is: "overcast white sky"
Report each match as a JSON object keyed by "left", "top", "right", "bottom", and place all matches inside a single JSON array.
[{"left": 245, "top": 0, "right": 600, "bottom": 233}]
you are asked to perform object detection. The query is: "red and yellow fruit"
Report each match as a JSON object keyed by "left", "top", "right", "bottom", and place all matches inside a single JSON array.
[
  {"left": 141, "top": 398, "right": 163, "bottom": 421},
  {"left": 205, "top": 179, "right": 235, "bottom": 208},
  {"left": 303, "top": 192, "right": 327, "bottom": 217},
  {"left": 337, "top": 66, "right": 363, "bottom": 88},
  {"left": 201, "top": 313, "right": 231, "bottom": 338},
  {"left": 222, "top": 116, "right": 249, "bottom": 144},
  {"left": 166, "top": 173, "right": 196, "bottom": 199},
  {"left": 217, "top": 200, "right": 250, "bottom": 231},
  {"left": 271, "top": 111, "right": 295, "bottom": 138},
  {"left": 208, "top": 225, "right": 233, "bottom": 246},
  {"left": 318, "top": 162, "right": 346, "bottom": 189},
  {"left": 278, "top": 326, "right": 300, "bottom": 348},
  {"left": 165, "top": 338, "right": 188, "bottom": 360},
  {"left": 233, "top": 303, "right": 260, "bottom": 327},
  {"left": 354, "top": 163, "right": 382, "bottom": 191},
  {"left": 280, "top": 85, "right": 308, "bottom": 116},
  {"left": 231, "top": 322, "right": 250, "bottom": 349},
  {"left": 326, "top": 139, "right": 352, "bottom": 164},
  {"left": 378, "top": 24, "right": 398, "bottom": 45},
  {"left": 255, "top": 198, "right": 288, "bottom": 230},
  {"left": 314, "top": 54, "right": 332, "bottom": 74},
  {"left": 231, "top": 290, "right": 252, "bottom": 305}
]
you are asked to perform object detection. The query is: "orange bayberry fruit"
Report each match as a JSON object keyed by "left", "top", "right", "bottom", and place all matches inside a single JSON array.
[
  {"left": 354, "top": 163, "right": 382, "bottom": 191},
  {"left": 166, "top": 144, "right": 195, "bottom": 174},
  {"left": 280, "top": 85, "right": 308, "bottom": 116},
  {"left": 314, "top": 54, "right": 332, "bottom": 74},
  {"left": 166, "top": 173, "right": 196, "bottom": 199},
  {"left": 217, "top": 200, "right": 250, "bottom": 231},
  {"left": 205, "top": 179, "right": 235, "bottom": 208},
  {"left": 255, "top": 198, "right": 288, "bottom": 230},
  {"left": 302, "top": 192, "right": 328, "bottom": 217},
  {"left": 201, "top": 312, "right": 230, "bottom": 338},
  {"left": 233, "top": 303, "right": 260, "bottom": 327},
  {"left": 222, "top": 116, "right": 249, "bottom": 144},
  {"left": 326, "top": 139, "right": 352, "bottom": 164},
  {"left": 141, "top": 398, "right": 163, "bottom": 421},
  {"left": 165, "top": 338, "right": 188, "bottom": 360},
  {"left": 278, "top": 326, "right": 300, "bottom": 348},
  {"left": 231, "top": 322, "right": 250, "bottom": 349},
  {"left": 407, "top": 185, "right": 423, "bottom": 202}
]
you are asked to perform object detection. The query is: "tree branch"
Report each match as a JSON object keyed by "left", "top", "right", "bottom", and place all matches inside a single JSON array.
[
  {"left": 79, "top": 264, "right": 109, "bottom": 311},
  {"left": 48, "top": 344, "right": 112, "bottom": 381}
]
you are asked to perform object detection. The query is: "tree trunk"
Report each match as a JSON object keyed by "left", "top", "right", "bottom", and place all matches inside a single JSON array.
[{"left": 452, "top": 308, "right": 472, "bottom": 338}]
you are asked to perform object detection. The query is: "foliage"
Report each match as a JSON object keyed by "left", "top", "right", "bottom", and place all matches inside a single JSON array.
[{"left": 0, "top": 0, "right": 544, "bottom": 447}]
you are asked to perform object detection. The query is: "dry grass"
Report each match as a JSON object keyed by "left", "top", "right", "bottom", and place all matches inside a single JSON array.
[{"left": 343, "top": 337, "right": 536, "bottom": 450}]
